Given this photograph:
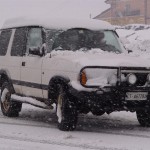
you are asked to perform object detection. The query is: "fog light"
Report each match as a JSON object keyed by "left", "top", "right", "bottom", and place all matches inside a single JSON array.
[{"left": 127, "top": 73, "right": 137, "bottom": 85}]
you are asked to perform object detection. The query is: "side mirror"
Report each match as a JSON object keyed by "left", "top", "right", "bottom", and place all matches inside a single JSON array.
[
  {"left": 127, "top": 49, "right": 133, "bottom": 53},
  {"left": 39, "top": 43, "right": 47, "bottom": 56},
  {"left": 29, "top": 47, "right": 41, "bottom": 56},
  {"left": 29, "top": 43, "right": 47, "bottom": 57}
]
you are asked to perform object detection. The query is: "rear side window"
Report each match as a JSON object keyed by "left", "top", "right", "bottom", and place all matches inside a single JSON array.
[
  {"left": 0, "top": 30, "right": 12, "bottom": 56},
  {"left": 11, "top": 28, "right": 27, "bottom": 56}
]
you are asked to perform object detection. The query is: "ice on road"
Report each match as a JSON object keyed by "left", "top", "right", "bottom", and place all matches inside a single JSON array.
[{"left": 0, "top": 104, "right": 149, "bottom": 150}]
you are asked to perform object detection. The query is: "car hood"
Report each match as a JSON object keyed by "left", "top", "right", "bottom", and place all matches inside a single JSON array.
[{"left": 50, "top": 50, "right": 150, "bottom": 68}]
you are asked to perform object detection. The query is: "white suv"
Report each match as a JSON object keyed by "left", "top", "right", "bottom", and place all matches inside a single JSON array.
[{"left": 0, "top": 17, "right": 150, "bottom": 131}]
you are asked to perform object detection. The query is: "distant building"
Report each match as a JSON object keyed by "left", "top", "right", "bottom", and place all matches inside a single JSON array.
[{"left": 94, "top": 0, "right": 150, "bottom": 25}]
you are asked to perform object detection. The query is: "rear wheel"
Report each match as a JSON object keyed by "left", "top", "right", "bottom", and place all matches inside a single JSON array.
[
  {"left": 56, "top": 85, "right": 78, "bottom": 131},
  {"left": 1, "top": 82, "right": 22, "bottom": 117},
  {"left": 136, "top": 110, "right": 150, "bottom": 127}
]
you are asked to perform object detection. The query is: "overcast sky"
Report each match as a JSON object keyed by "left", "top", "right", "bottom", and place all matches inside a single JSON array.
[{"left": 0, "top": 0, "right": 110, "bottom": 27}]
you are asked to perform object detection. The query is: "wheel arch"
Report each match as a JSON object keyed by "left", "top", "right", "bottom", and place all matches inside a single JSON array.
[
  {"left": 0, "top": 69, "right": 15, "bottom": 93},
  {"left": 48, "top": 75, "right": 70, "bottom": 103}
]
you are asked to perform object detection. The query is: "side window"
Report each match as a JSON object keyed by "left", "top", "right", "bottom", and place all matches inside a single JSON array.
[
  {"left": 11, "top": 28, "right": 27, "bottom": 56},
  {"left": 26, "top": 28, "right": 42, "bottom": 55},
  {"left": 0, "top": 30, "right": 12, "bottom": 56},
  {"left": 46, "top": 29, "right": 62, "bottom": 52}
]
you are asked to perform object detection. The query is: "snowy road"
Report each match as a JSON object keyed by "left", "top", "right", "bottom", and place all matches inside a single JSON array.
[{"left": 0, "top": 104, "right": 150, "bottom": 150}]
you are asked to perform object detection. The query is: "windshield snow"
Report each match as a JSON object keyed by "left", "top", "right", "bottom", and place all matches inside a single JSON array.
[{"left": 47, "top": 28, "right": 123, "bottom": 53}]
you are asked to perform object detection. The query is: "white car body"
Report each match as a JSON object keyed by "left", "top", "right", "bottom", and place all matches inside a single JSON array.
[
  {"left": 1, "top": 17, "right": 150, "bottom": 131},
  {"left": 0, "top": 17, "right": 119, "bottom": 98}
]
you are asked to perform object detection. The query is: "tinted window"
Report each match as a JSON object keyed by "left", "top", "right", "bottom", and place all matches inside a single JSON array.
[
  {"left": 0, "top": 30, "right": 12, "bottom": 56},
  {"left": 11, "top": 28, "right": 27, "bottom": 56}
]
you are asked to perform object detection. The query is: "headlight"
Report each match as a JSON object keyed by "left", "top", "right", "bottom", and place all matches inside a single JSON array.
[
  {"left": 108, "top": 74, "right": 117, "bottom": 86},
  {"left": 147, "top": 74, "right": 150, "bottom": 82},
  {"left": 80, "top": 67, "right": 118, "bottom": 87},
  {"left": 127, "top": 73, "right": 137, "bottom": 85}
]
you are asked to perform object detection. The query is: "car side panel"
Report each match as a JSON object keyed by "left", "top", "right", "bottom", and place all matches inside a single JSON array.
[
  {"left": 0, "top": 29, "right": 22, "bottom": 94},
  {"left": 21, "top": 56, "right": 43, "bottom": 98},
  {"left": 41, "top": 57, "right": 79, "bottom": 99}
]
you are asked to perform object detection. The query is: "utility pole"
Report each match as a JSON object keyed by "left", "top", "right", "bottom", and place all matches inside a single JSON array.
[
  {"left": 89, "top": 13, "right": 92, "bottom": 19},
  {"left": 110, "top": 4, "right": 112, "bottom": 24},
  {"left": 145, "top": 0, "right": 147, "bottom": 24}
]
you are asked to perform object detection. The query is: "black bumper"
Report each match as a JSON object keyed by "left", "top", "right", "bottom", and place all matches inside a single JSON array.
[{"left": 69, "top": 86, "right": 150, "bottom": 112}]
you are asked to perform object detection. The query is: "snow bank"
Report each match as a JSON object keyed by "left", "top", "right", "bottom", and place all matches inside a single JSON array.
[{"left": 116, "top": 24, "right": 150, "bottom": 53}]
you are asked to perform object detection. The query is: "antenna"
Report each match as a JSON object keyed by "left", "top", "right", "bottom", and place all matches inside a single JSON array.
[{"left": 89, "top": 13, "right": 92, "bottom": 19}]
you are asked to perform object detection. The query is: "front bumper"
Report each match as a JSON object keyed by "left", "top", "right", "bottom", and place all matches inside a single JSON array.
[{"left": 69, "top": 86, "right": 150, "bottom": 113}]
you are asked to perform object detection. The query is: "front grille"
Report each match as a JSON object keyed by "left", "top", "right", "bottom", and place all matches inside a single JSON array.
[
  {"left": 121, "top": 73, "right": 147, "bottom": 87},
  {"left": 136, "top": 74, "right": 147, "bottom": 86},
  {"left": 120, "top": 67, "right": 150, "bottom": 87}
]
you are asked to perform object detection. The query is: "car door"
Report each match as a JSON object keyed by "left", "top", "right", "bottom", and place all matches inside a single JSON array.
[
  {"left": 21, "top": 27, "right": 44, "bottom": 98},
  {"left": 0, "top": 28, "right": 26, "bottom": 95},
  {"left": 9, "top": 28, "right": 27, "bottom": 94}
]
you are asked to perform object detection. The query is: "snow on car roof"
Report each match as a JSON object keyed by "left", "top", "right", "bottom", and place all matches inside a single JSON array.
[{"left": 1, "top": 17, "right": 114, "bottom": 31}]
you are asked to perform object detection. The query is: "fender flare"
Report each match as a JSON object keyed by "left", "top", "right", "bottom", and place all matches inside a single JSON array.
[
  {"left": 0, "top": 69, "right": 15, "bottom": 93},
  {"left": 48, "top": 76, "right": 70, "bottom": 103}
]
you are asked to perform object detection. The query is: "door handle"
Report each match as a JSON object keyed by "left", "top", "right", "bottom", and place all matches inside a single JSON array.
[{"left": 22, "top": 62, "right": 26, "bottom": 66}]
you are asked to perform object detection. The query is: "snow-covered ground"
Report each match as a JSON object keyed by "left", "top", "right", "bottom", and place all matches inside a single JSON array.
[
  {"left": 0, "top": 103, "right": 149, "bottom": 150},
  {"left": 116, "top": 24, "right": 150, "bottom": 54},
  {"left": 0, "top": 24, "right": 150, "bottom": 150}
]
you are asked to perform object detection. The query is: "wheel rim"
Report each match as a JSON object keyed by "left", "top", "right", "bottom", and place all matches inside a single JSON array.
[
  {"left": 57, "top": 90, "right": 63, "bottom": 123},
  {"left": 1, "top": 88, "right": 11, "bottom": 111}
]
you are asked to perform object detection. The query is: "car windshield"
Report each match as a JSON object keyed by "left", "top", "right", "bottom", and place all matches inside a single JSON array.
[{"left": 49, "top": 28, "right": 123, "bottom": 53}]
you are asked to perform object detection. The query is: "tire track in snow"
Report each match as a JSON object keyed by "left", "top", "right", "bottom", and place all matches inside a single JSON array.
[
  {"left": 78, "top": 128, "right": 150, "bottom": 139},
  {"left": 0, "top": 120, "right": 53, "bottom": 128},
  {"left": 0, "top": 118, "right": 150, "bottom": 140},
  {"left": 0, "top": 134, "right": 123, "bottom": 150},
  {"left": 1, "top": 110, "right": 150, "bottom": 140}
]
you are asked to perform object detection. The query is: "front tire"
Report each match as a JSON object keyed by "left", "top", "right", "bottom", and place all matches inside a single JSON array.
[
  {"left": 136, "top": 110, "right": 150, "bottom": 127},
  {"left": 56, "top": 85, "right": 78, "bottom": 131},
  {"left": 1, "top": 82, "right": 22, "bottom": 117}
]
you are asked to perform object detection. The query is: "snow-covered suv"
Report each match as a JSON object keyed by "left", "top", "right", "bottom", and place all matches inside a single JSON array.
[{"left": 0, "top": 17, "right": 150, "bottom": 131}]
